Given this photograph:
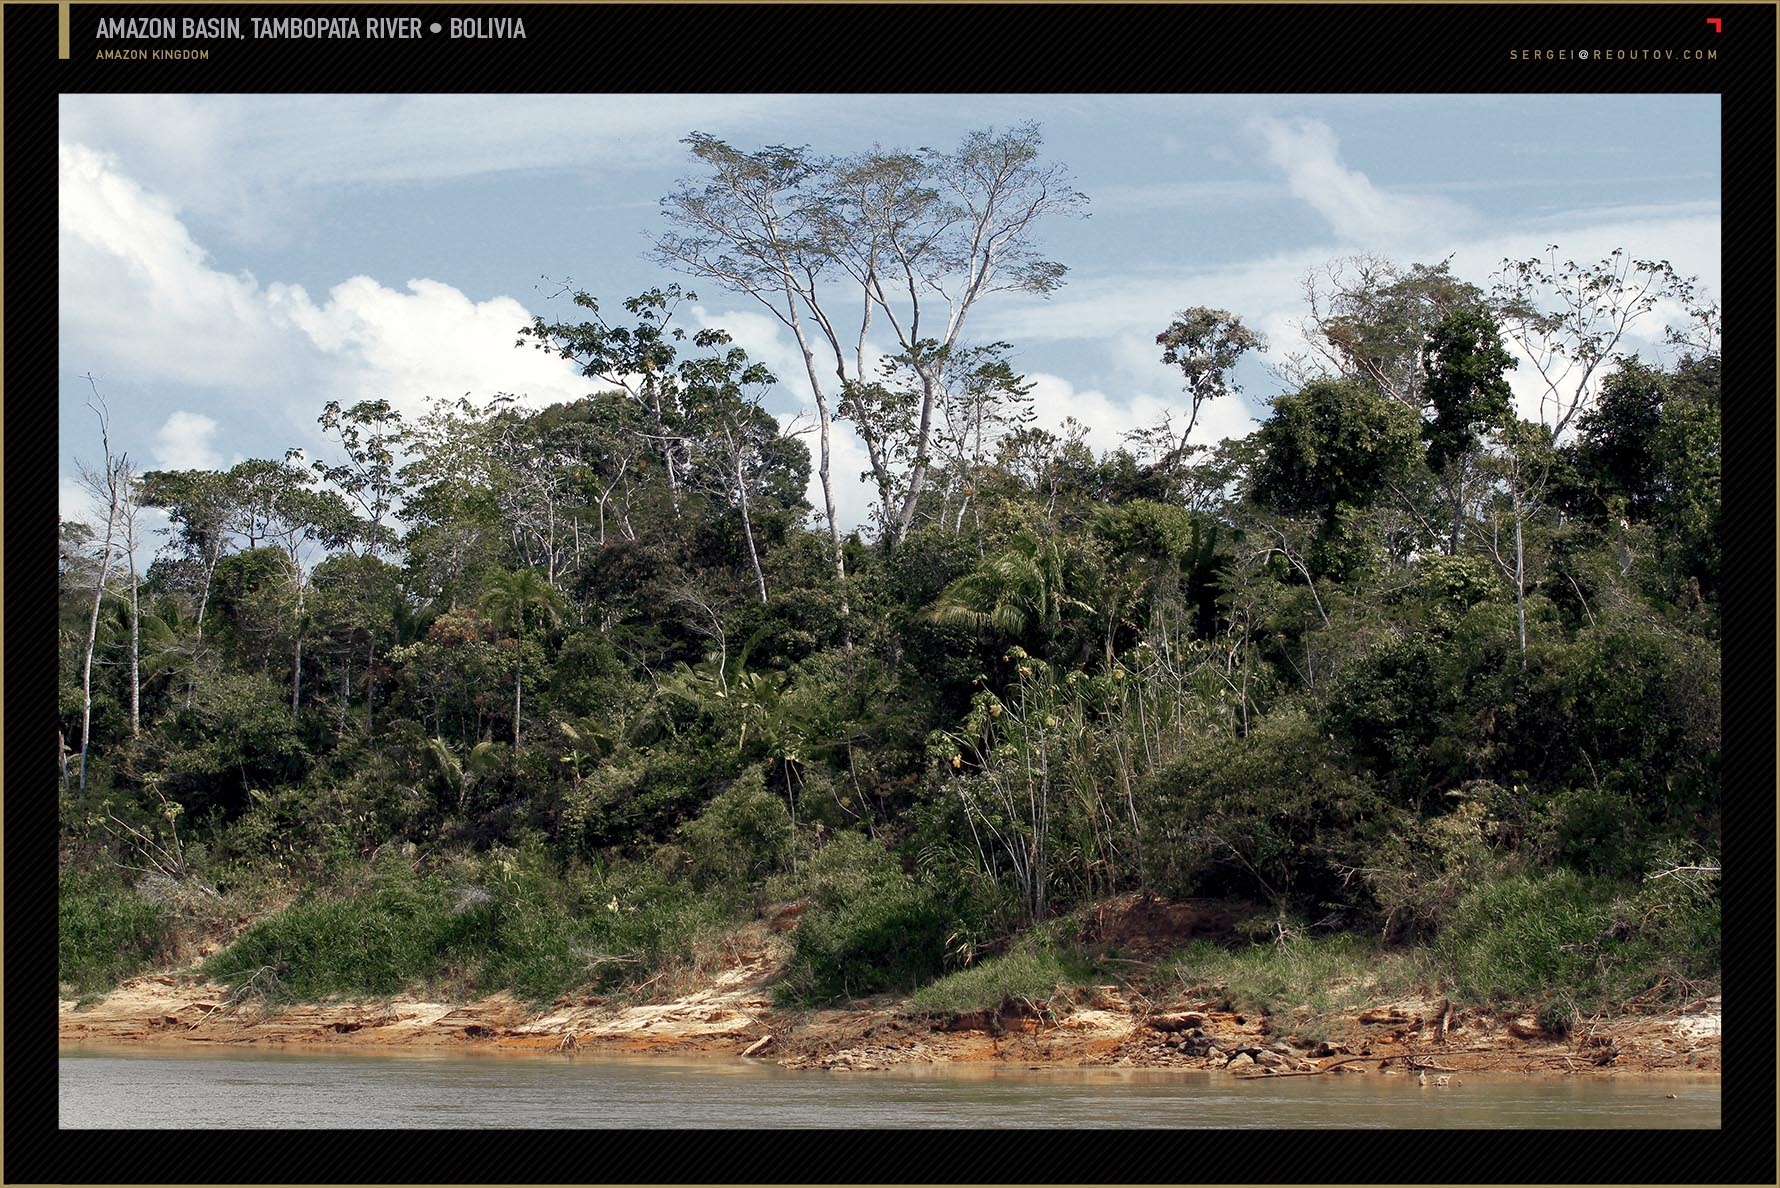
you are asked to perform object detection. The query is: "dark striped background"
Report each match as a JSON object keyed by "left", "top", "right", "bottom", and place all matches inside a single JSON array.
[{"left": 8, "top": 2, "right": 1772, "bottom": 1181}]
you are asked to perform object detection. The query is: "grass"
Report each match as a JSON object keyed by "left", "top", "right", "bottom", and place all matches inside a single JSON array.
[
  {"left": 1435, "top": 869, "right": 1719, "bottom": 1017},
  {"left": 1160, "top": 933, "right": 1439, "bottom": 1021},
  {"left": 58, "top": 869, "right": 175, "bottom": 995},
  {"left": 202, "top": 850, "right": 730, "bottom": 1007},
  {"left": 907, "top": 926, "right": 1098, "bottom": 1017},
  {"left": 1155, "top": 868, "right": 1719, "bottom": 1028}
]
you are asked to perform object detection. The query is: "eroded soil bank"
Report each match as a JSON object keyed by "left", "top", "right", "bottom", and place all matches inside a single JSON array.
[{"left": 61, "top": 906, "right": 1720, "bottom": 1080}]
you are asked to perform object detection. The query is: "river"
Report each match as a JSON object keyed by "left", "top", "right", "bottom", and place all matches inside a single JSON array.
[{"left": 59, "top": 1046, "right": 1719, "bottom": 1128}]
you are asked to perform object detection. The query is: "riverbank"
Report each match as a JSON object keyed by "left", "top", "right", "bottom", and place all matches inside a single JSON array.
[{"left": 59, "top": 916, "right": 1721, "bottom": 1079}]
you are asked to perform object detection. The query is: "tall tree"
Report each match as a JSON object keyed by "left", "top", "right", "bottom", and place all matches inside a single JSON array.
[
  {"left": 521, "top": 287, "right": 698, "bottom": 517},
  {"left": 824, "top": 124, "right": 1086, "bottom": 546},
  {"left": 1290, "top": 256, "right": 1484, "bottom": 412},
  {"left": 309, "top": 398, "right": 406, "bottom": 555},
  {"left": 1154, "top": 307, "right": 1265, "bottom": 462},
  {"left": 1248, "top": 379, "right": 1421, "bottom": 578},
  {"left": 655, "top": 137, "right": 850, "bottom": 594},
  {"left": 678, "top": 329, "right": 800, "bottom": 603},
  {"left": 478, "top": 568, "right": 566, "bottom": 778},
  {"left": 1490, "top": 246, "right": 1694, "bottom": 438},
  {"left": 1420, "top": 307, "right": 1518, "bottom": 554},
  {"left": 74, "top": 386, "right": 126, "bottom": 789}
]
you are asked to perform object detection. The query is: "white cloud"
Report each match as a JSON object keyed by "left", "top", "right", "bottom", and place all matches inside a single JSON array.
[
  {"left": 59, "top": 142, "right": 291, "bottom": 386},
  {"left": 268, "top": 276, "right": 591, "bottom": 417},
  {"left": 152, "top": 411, "right": 223, "bottom": 470},
  {"left": 60, "top": 141, "right": 593, "bottom": 440},
  {"left": 60, "top": 476, "right": 98, "bottom": 526},
  {"left": 1254, "top": 117, "right": 1477, "bottom": 249},
  {"left": 59, "top": 94, "right": 809, "bottom": 244}
]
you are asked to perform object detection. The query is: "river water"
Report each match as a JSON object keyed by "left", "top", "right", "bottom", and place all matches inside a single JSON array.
[{"left": 59, "top": 1046, "right": 1719, "bottom": 1128}]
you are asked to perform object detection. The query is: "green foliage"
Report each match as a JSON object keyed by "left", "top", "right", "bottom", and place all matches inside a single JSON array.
[
  {"left": 777, "top": 832, "right": 958, "bottom": 1003},
  {"left": 1163, "top": 933, "right": 1438, "bottom": 1019},
  {"left": 1141, "top": 711, "right": 1399, "bottom": 915},
  {"left": 1420, "top": 307, "right": 1517, "bottom": 473},
  {"left": 59, "top": 869, "right": 174, "bottom": 993},
  {"left": 680, "top": 766, "right": 793, "bottom": 895},
  {"left": 204, "top": 848, "right": 729, "bottom": 1005},
  {"left": 63, "top": 248, "right": 1720, "bottom": 1022},
  {"left": 908, "top": 924, "right": 1095, "bottom": 1016},
  {"left": 1435, "top": 867, "right": 1718, "bottom": 1013},
  {"left": 1360, "top": 800, "right": 1502, "bottom": 941},
  {"left": 1249, "top": 380, "right": 1421, "bottom": 526},
  {"left": 153, "top": 670, "right": 310, "bottom": 821},
  {"left": 204, "top": 858, "right": 467, "bottom": 1001}
]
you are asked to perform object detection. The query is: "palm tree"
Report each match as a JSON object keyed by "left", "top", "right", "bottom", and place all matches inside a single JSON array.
[
  {"left": 478, "top": 569, "right": 565, "bottom": 778},
  {"left": 925, "top": 530, "right": 1093, "bottom": 644}
]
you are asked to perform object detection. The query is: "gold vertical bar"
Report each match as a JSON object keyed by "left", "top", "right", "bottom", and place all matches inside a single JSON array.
[{"left": 60, "top": 1, "right": 72, "bottom": 58}]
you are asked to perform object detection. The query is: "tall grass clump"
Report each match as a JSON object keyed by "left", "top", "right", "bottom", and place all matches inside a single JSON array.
[
  {"left": 203, "top": 857, "right": 465, "bottom": 1002},
  {"left": 59, "top": 869, "right": 175, "bottom": 994},
  {"left": 204, "top": 846, "right": 731, "bottom": 1006},
  {"left": 1437, "top": 865, "right": 1718, "bottom": 1016},
  {"left": 908, "top": 924, "right": 1095, "bottom": 1016},
  {"left": 1162, "top": 933, "right": 1437, "bottom": 1018}
]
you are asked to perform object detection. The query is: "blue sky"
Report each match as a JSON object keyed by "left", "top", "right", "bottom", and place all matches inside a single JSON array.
[{"left": 59, "top": 93, "right": 1721, "bottom": 536}]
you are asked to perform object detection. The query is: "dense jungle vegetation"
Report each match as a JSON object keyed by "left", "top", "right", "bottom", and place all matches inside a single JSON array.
[{"left": 59, "top": 127, "right": 1721, "bottom": 1023}]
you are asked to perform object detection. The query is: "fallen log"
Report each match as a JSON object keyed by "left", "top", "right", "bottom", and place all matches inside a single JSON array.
[{"left": 1234, "top": 1045, "right": 1498, "bottom": 1079}]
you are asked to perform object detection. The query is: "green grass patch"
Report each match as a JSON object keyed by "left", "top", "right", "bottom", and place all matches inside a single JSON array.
[
  {"left": 1436, "top": 868, "right": 1719, "bottom": 1016},
  {"left": 908, "top": 926, "right": 1096, "bottom": 1016},
  {"left": 59, "top": 869, "right": 175, "bottom": 995},
  {"left": 1161, "top": 933, "right": 1438, "bottom": 1019},
  {"left": 203, "top": 849, "right": 729, "bottom": 1006}
]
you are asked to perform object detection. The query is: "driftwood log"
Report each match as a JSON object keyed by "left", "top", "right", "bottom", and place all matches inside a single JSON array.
[{"left": 1234, "top": 1045, "right": 1496, "bottom": 1079}]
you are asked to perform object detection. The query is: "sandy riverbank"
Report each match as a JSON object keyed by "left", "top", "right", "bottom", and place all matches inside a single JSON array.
[{"left": 60, "top": 936, "right": 1720, "bottom": 1078}]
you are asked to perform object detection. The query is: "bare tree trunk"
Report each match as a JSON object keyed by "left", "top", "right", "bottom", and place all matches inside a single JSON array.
[
  {"left": 889, "top": 370, "right": 942, "bottom": 547},
  {"left": 733, "top": 444, "right": 769, "bottom": 604},
  {"left": 78, "top": 385, "right": 123, "bottom": 790},
  {"left": 187, "top": 542, "right": 224, "bottom": 709},
  {"left": 125, "top": 478, "right": 142, "bottom": 738},
  {"left": 793, "top": 328, "right": 846, "bottom": 592},
  {"left": 1513, "top": 481, "right": 1528, "bottom": 668},
  {"left": 79, "top": 504, "right": 118, "bottom": 790}
]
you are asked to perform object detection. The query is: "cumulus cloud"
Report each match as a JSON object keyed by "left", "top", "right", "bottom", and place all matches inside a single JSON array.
[
  {"left": 59, "top": 142, "right": 290, "bottom": 386},
  {"left": 60, "top": 141, "right": 592, "bottom": 433},
  {"left": 1255, "top": 117, "right": 1477, "bottom": 249},
  {"left": 152, "top": 411, "right": 224, "bottom": 471},
  {"left": 268, "top": 276, "right": 591, "bottom": 416}
]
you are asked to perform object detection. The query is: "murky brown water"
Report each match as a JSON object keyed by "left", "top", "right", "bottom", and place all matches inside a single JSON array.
[{"left": 59, "top": 1046, "right": 1719, "bottom": 1128}]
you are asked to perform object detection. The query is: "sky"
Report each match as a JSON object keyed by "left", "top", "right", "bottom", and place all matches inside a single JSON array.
[{"left": 58, "top": 93, "right": 1721, "bottom": 541}]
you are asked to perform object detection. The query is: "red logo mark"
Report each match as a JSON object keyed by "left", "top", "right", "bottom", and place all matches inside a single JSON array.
[{"left": 1705, "top": 17, "right": 1722, "bottom": 32}]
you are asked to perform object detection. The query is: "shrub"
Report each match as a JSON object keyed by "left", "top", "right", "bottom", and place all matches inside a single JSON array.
[
  {"left": 680, "top": 766, "right": 792, "bottom": 896},
  {"left": 1140, "top": 711, "right": 1401, "bottom": 915},
  {"left": 777, "top": 832, "right": 957, "bottom": 1003}
]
